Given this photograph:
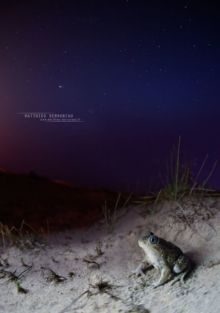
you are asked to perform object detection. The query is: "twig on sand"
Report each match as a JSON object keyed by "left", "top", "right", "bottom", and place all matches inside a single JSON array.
[
  {"left": 82, "top": 243, "right": 104, "bottom": 269},
  {"left": 41, "top": 266, "right": 67, "bottom": 283},
  {"left": 83, "top": 257, "right": 100, "bottom": 269}
]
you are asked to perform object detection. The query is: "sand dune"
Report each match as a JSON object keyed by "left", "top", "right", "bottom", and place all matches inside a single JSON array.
[{"left": 0, "top": 196, "right": 219, "bottom": 313}]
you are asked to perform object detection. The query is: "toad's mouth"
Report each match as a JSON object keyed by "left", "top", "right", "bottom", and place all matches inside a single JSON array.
[{"left": 138, "top": 239, "right": 147, "bottom": 249}]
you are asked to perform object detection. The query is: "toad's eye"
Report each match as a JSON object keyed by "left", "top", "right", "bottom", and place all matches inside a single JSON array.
[
  {"left": 143, "top": 231, "right": 153, "bottom": 240},
  {"left": 149, "top": 235, "right": 158, "bottom": 244}
]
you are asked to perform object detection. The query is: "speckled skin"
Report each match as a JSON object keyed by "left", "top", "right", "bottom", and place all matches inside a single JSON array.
[{"left": 135, "top": 231, "right": 191, "bottom": 287}]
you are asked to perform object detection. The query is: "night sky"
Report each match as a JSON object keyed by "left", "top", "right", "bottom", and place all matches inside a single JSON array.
[{"left": 1, "top": 0, "right": 220, "bottom": 192}]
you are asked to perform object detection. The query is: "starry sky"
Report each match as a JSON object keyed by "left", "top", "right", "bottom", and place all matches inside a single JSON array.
[{"left": 0, "top": 0, "right": 220, "bottom": 192}]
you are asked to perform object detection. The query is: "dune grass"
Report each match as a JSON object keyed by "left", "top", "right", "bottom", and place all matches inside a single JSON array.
[
  {"left": 0, "top": 220, "right": 45, "bottom": 249},
  {"left": 0, "top": 136, "right": 219, "bottom": 245},
  {"left": 102, "top": 192, "right": 133, "bottom": 231},
  {"left": 136, "top": 136, "right": 219, "bottom": 206}
]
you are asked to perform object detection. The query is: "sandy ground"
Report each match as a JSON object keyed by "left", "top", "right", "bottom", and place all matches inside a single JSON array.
[{"left": 0, "top": 196, "right": 220, "bottom": 313}]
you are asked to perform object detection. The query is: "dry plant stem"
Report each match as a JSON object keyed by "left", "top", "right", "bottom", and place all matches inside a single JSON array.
[
  {"left": 0, "top": 224, "right": 16, "bottom": 248},
  {"left": 103, "top": 192, "right": 126, "bottom": 231},
  {"left": 202, "top": 160, "right": 218, "bottom": 188},
  {"left": 174, "top": 136, "right": 181, "bottom": 201},
  {"left": 114, "top": 193, "right": 121, "bottom": 215},
  {"left": 190, "top": 154, "right": 208, "bottom": 194},
  {"left": 83, "top": 258, "right": 100, "bottom": 268},
  {"left": 122, "top": 192, "right": 133, "bottom": 207},
  {"left": 95, "top": 242, "right": 104, "bottom": 257}
]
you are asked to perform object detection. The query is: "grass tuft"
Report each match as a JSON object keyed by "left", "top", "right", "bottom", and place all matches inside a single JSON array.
[
  {"left": 136, "top": 136, "right": 219, "bottom": 206},
  {"left": 41, "top": 267, "right": 67, "bottom": 284},
  {"left": 102, "top": 192, "right": 133, "bottom": 231},
  {"left": 0, "top": 265, "right": 32, "bottom": 294},
  {"left": 0, "top": 220, "right": 45, "bottom": 249}
]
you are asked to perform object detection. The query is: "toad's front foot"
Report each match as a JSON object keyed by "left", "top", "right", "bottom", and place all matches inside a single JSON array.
[{"left": 130, "top": 262, "right": 152, "bottom": 278}]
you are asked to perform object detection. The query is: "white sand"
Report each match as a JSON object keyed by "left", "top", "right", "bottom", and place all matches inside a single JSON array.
[{"left": 0, "top": 196, "right": 220, "bottom": 313}]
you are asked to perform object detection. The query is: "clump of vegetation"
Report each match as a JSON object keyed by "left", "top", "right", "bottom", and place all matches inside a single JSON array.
[
  {"left": 68, "top": 271, "right": 75, "bottom": 278},
  {"left": 0, "top": 265, "right": 32, "bottom": 294},
  {"left": 136, "top": 136, "right": 219, "bottom": 205},
  {"left": 0, "top": 220, "right": 45, "bottom": 249},
  {"left": 89, "top": 277, "right": 114, "bottom": 294},
  {"left": 134, "top": 137, "right": 220, "bottom": 230},
  {"left": 102, "top": 192, "right": 133, "bottom": 232},
  {"left": 41, "top": 266, "right": 67, "bottom": 284},
  {"left": 87, "top": 275, "right": 123, "bottom": 300},
  {"left": 159, "top": 136, "right": 191, "bottom": 200}
]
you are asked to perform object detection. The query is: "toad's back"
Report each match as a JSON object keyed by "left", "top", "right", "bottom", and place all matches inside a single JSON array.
[{"left": 155, "top": 238, "right": 183, "bottom": 266}]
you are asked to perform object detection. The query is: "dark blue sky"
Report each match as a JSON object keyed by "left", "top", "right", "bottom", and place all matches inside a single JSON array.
[{"left": 1, "top": 1, "right": 220, "bottom": 192}]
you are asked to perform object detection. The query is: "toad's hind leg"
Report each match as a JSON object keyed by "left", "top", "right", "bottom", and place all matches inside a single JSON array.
[
  {"left": 172, "top": 254, "right": 193, "bottom": 285},
  {"left": 153, "top": 266, "right": 173, "bottom": 288},
  {"left": 173, "top": 255, "right": 191, "bottom": 274}
]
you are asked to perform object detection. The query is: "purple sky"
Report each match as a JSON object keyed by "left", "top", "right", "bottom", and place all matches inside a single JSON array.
[{"left": 1, "top": 1, "right": 220, "bottom": 192}]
